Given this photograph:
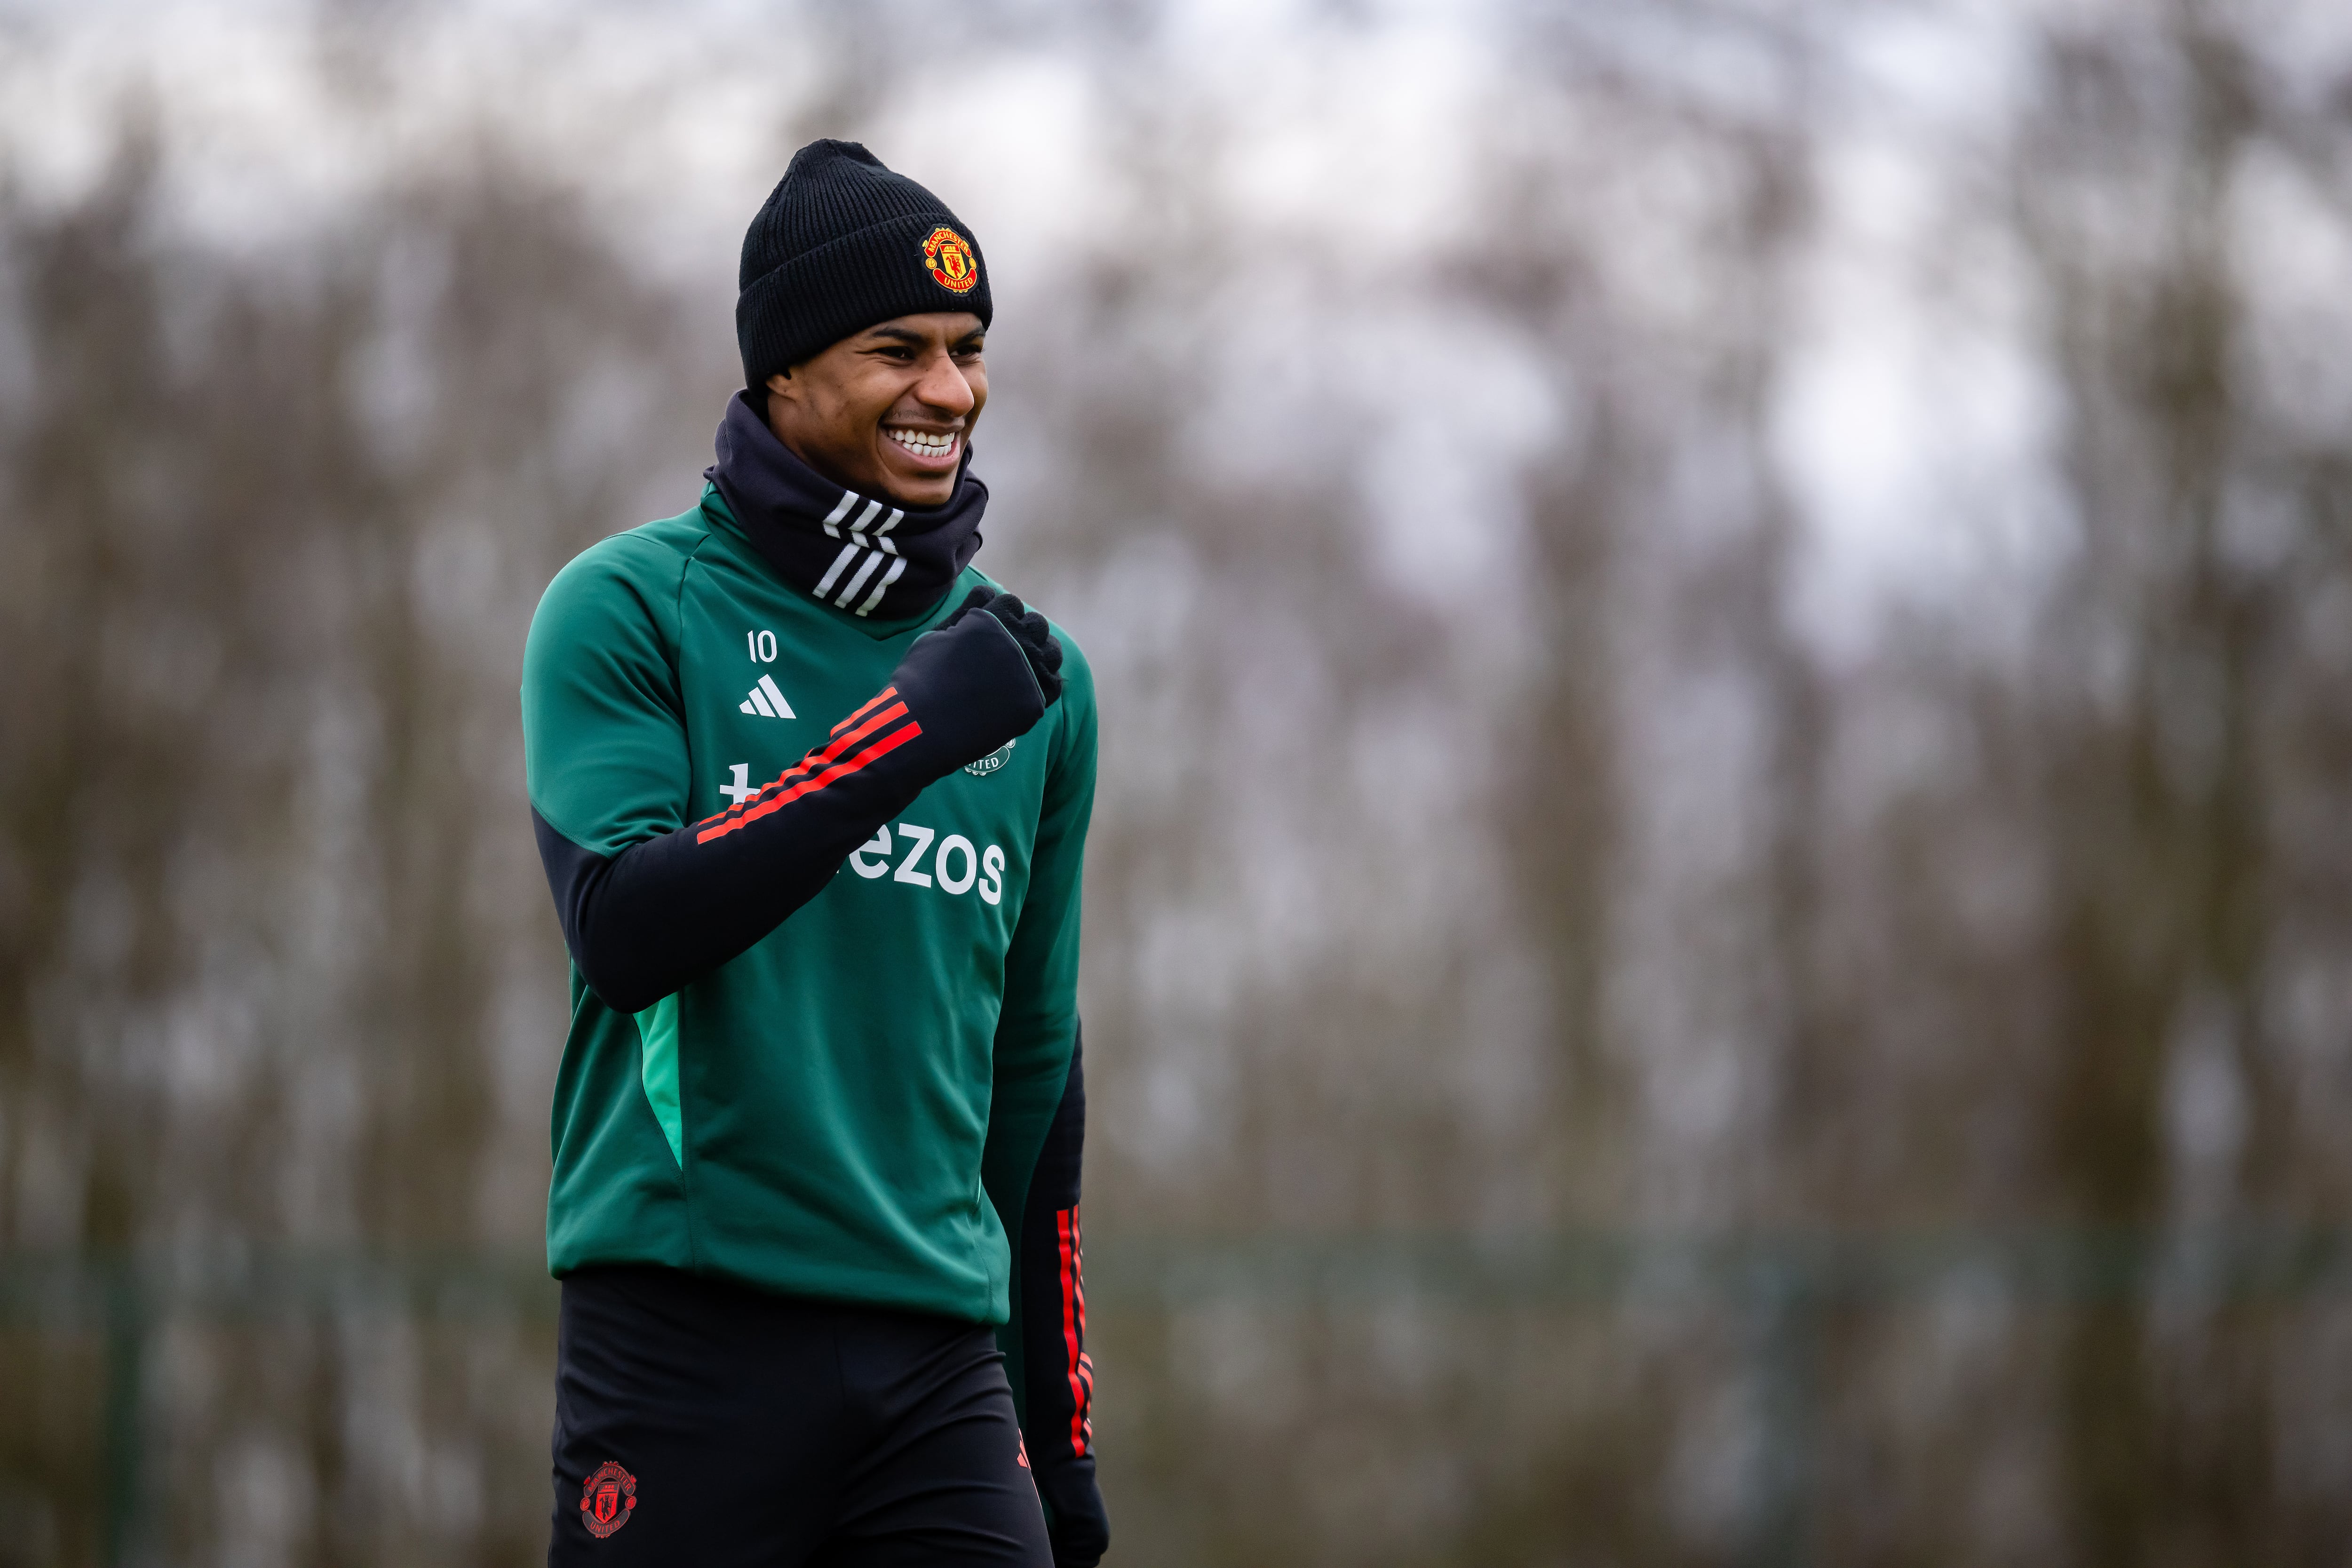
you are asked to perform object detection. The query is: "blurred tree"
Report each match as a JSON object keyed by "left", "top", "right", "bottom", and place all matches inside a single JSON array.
[
  {"left": 0, "top": 124, "right": 724, "bottom": 1565},
  {"left": 7, "top": 2, "right": 2352, "bottom": 1564}
]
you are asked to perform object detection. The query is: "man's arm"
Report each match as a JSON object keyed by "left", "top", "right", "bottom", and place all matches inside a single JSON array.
[
  {"left": 977, "top": 630, "right": 1105, "bottom": 1568},
  {"left": 1018, "top": 1037, "right": 1105, "bottom": 1567},
  {"left": 526, "top": 565, "right": 1060, "bottom": 1014}
]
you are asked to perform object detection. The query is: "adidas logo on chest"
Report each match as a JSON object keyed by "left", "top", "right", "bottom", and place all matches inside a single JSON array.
[{"left": 739, "top": 673, "right": 795, "bottom": 719}]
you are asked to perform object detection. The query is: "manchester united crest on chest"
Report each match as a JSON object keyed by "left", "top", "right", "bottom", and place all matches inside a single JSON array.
[{"left": 963, "top": 740, "right": 1015, "bottom": 777}]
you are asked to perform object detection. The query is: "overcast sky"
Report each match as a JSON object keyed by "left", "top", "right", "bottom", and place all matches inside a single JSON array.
[{"left": 14, "top": 0, "right": 2339, "bottom": 657}]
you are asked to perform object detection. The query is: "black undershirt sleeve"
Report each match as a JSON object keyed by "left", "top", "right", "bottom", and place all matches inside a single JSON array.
[
  {"left": 533, "top": 604, "right": 1046, "bottom": 1016},
  {"left": 1019, "top": 1036, "right": 1108, "bottom": 1566}
]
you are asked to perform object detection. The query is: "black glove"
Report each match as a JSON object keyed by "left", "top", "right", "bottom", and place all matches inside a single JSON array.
[
  {"left": 940, "top": 585, "right": 1065, "bottom": 705},
  {"left": 886, "top": 590, "right": 1058, "bottom": 772},
  {"left": 1036, "top": 1462, "right": 1109, "bottom": 1568}
]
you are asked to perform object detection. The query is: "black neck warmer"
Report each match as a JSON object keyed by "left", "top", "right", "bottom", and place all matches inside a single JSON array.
[{"left": 705, "top": 390, "right": 988, "bottom": 621}]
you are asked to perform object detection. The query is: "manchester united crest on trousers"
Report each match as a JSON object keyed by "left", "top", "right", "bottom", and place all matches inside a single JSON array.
[
  {"left": 580, "top": 1461, "right": 636, "bottom": 1538},
  {"left": 922, "top": 226, "right": 980, "bottom": 294}
]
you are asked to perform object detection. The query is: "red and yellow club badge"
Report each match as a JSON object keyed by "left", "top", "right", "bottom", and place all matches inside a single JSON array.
[
  {"left": 922, "top": 225, "right": 981, "bottom": 294},
  {"left": 580, "top": 1461, "right": 636, "bottom": 1539}
]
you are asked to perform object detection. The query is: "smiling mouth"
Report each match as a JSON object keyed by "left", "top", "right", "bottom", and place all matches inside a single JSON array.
[{"left": 884, "top": 428, "right": 960, "bottom": 462}]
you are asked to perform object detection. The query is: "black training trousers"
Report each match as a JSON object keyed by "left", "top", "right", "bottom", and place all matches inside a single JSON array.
[{"left": 548, "top": 1266, "right": 1051, "bottom": 1568}]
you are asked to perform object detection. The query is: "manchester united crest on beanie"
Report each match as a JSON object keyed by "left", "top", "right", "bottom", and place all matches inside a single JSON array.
[{"left": 735, "top": 140, "right": 993, "bottom": 390}]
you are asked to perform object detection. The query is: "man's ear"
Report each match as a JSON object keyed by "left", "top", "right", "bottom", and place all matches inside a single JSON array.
[{"left": 763, "top": 370, "right": 796, "bottom": 426}]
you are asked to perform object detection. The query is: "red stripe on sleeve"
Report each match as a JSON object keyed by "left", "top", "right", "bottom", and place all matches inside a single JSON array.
[
  {"left": 692, "top": 700, "right": 913, "bottom": 832},
  {"left": 1059, "top": 1207, "right": 1092, "bottom": 1456},
  {"left": 831, "top": 685, "right": 900, "bottom": 737},
  {"left": 693, "top": 719, "right": 922, "bottom": 844}
]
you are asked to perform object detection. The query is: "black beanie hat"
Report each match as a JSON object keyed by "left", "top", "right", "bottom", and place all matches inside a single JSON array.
[{"left": 735, "top": 139, "right": 992, "bottom": 389}]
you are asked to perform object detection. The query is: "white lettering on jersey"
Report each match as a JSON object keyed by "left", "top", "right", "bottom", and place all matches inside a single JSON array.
[
  {"left": 848, "top": 825, "right": 892, "bottom": 878},
  {"left": 934, "top": 835, "right": 978, "bottom": 895},
  {"left": 844, "top": 821, "right": 1007, "bottom": 901},
  {"left": 893, "top": 823, "right": 936, "bottom": 886},
  {"left": 719, "top": 764, "right": 756, "bottom": 807}
]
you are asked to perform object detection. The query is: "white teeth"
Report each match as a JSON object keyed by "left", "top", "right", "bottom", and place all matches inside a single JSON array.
[{"left": 887, "top": 429, "right": 955, "bottom": 458}]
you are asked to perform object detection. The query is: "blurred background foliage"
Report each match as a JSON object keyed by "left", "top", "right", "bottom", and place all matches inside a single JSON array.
[{"left": 7, "top": 0, "right": 2352, "bottom": 1563}]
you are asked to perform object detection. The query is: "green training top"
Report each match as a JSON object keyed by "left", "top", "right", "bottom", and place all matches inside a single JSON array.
[{"left": 520, "top": 484, "right": 1096, "bottom": 1325}]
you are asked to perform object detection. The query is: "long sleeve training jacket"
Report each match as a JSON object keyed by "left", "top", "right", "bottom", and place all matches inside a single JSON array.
[{"left": 521, "top": 484, "right": 1096, "bottom": 1334}]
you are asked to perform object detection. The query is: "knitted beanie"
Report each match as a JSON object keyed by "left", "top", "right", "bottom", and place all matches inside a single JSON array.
[{"left": 735, "top": 139, "right": 992, "bottom": 389}]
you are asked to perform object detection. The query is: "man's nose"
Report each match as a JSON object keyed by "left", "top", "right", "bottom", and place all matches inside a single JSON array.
[{"left": 914, "top": 350, "right": 976, "bottom": 418}]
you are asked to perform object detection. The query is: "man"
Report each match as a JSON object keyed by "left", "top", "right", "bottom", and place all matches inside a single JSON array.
[{"left": 522, "top": 139, "right": 1106, "bottom": 1568}]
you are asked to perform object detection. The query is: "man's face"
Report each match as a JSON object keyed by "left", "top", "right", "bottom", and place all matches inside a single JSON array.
[{"left": 764, "top": 312, "right": 987, "bottom": 509}]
